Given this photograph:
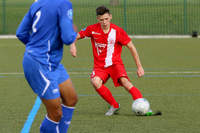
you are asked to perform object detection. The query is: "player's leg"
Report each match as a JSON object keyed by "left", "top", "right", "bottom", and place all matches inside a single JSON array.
[
  {"left": 90, "top": 75, "right": 103, "bottom": 89},
  {"left": 109, "top": 64, "right": 142, "bottom": 100},
  {"left": 58, "top": 78, "right": 78, "bottom": 132},
  {"left": 23, "top": 53, "right": 62, "bottom": 133},
  {"left": 57, "top": 64, "right": 78, "bottom": 132},
  {"left": 59, "top": 78, "right": 78, "bottom": 106},
  {"left": 38, "top": 76, "right": 63, "bottom": 133},
  {"left": 40, "top": 98, "right": 62, "bottom": 132},
  {"left": 91, "top": 76, "right": 120, "bottom": 116},
  {"left": 37, "top": 72, "right": 63, "bottom": 133},
  {"left": 119, "top": 77, "right": 155, "bottom": 115},
  {"left": 119, "top": 77, "right": 143, "bottom": 100},
  {"left": 91, "top": 76, "right": 118, "bottom": 107},
  {"left": 91, "top": 69, "right": 119, "bottom": 116},
  {"left": 91, "top": 70, "right": 119, "bottom": 108}
]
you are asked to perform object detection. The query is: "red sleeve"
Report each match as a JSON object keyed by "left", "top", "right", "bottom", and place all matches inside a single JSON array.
[
  {"left": 79, "top": 25, "right": 92, "bottom": 39},
  {"left": 118, "top": 28, "right": 131, "bottom": 45}
]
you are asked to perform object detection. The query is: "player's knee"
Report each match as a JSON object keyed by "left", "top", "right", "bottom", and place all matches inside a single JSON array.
[
  {"left": 48, "top": 105, "right": 62, "bottom": 122},
  {"left": 70, "top": 94, "right": 78, "bottom": 106},
  {"left": 91, "top": 77, "right": 102, "bottom": 89},
  {"left": 63, "top": 94, "right": 78, "bottom": 106},
  {"left": 120, "top": 77, "right": 127, "bottom": 84},
  {"left": 120, "top": 77, "right": 131, "bottom": 87}
]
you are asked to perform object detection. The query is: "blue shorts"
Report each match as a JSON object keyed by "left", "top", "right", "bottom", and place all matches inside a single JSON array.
[{"left": 23, "top": 53, "right": 69, "bottom": 100}]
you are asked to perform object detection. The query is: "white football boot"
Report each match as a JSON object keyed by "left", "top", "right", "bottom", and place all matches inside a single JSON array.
[{"left": 105, "top": 104, "right": 120, "bottom": 116}]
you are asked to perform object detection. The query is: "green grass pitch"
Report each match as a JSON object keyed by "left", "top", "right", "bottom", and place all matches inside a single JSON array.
[{"left": 0, "top": 38, "right": 200, "bottom": 133}]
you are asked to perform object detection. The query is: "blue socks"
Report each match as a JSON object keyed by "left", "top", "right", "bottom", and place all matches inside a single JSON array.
[
  {"left": 40, "top": 115, "right": 59, "bottom": 133},
  {"left": 40, "top": 105, "right": 75, "bottom": 133},
  {"left": 59, "top": 104, "right": 75, "bottom": 133}
]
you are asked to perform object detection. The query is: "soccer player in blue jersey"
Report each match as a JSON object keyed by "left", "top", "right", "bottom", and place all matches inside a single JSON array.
[{"left": 16, "top": 0, "right": 77, "bottom": 132}]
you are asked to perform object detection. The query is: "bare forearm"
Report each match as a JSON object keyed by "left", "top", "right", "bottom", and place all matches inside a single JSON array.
[
  {"left": 70, "top": 33, "right": 81, "bottom": 46},
  {"left": 127, "top": 41, "right": 143, "bottom": 68},
  {"left": 70, "top": 33, "right": 81, "bottom": 57},
  {"left": 126, "top": 41, "right": 144, "bottom": 77}
]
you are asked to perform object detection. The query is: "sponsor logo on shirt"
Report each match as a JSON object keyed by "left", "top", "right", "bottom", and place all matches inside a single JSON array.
[
  {"left": 95, "top": 42, "right": 106, "bottom": 55},
  {"left": 52, "top": 88, "right": 59, "bottom": 94}
]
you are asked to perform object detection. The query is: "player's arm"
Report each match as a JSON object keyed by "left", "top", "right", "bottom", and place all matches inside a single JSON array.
[
  {"left": 126, "top": 41, "right": 144, "bottom": 78},
  {"left": 58, "top": 1, "right": 77, "bottom": 45},
  {"left": 70, "top": 33, "right": 83, "bottom": 57},
  {"left": 16, "top": 11, "right": 32, "bottom": 44},
  {"left": 70, "top": 42, "right": 77, "bottom": 57},
  {"left": 70, "top": 27, "right": 91, "bottom": 57}
]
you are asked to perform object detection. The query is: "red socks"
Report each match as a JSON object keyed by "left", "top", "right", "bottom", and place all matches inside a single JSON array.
[
  {"left": 95, "top": 85, "right": 142, "bottom": 107},
  {"left": 95, "top": 85, "right": 119, "bottom": 108},
  {"left": 129, "top": 86, "right": 143, "bottom": 100}
]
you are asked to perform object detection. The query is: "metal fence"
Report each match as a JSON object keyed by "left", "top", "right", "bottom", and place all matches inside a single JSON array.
[{"left": 0, "top": 0, "right": 200, "bottom": 35}]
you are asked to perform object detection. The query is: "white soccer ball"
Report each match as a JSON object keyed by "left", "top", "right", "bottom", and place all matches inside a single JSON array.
[{"left": 132, "top": 98, "right": 150, "bottom": 115}]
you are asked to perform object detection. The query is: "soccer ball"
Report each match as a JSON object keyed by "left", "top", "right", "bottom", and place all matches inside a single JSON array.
[{"left": 132, "top": 98, "right": 150, "bottom": 115}]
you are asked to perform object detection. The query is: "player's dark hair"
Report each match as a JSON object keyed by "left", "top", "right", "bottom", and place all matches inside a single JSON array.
[{"left": 96, "top": 6, "right": 110, "bottom": 16}]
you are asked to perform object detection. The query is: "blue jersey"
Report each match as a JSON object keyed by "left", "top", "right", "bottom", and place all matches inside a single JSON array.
[{"left": 16, "top": 0, "right": 77, "bottom": 71}]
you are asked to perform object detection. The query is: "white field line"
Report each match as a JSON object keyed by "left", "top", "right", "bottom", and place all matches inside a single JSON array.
[
  {"left": 0, "top": 35, "right": 17, "bottom": 39},
  {"left": 129, "top": 35, "right": 193, "bottom": 39},
  {"left": 1, "top": 35, "right": 200, "bottom": 39},
  {"left": 1, "top": 71, "right": 200, "bottom": 75},
  {"left": 144, "top": 71, "right": 200, "bottom": 74}
]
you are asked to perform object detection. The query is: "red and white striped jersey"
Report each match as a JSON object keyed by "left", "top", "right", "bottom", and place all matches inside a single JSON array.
[{"left": 79, "top": 23, "right": 131, "bottom": 68}]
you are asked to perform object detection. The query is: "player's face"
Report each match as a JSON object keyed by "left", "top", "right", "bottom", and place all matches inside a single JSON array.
[{"left": 97, "top": 13, "right": 112, "bottom": 29}]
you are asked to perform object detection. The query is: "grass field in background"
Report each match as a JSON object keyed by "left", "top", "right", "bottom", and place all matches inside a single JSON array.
[
  {"left": 0, "top": 38, "right": 200, "bottom": 133},
  {"left": 0, "top": 0, "right": 200, "bottom": 34}
]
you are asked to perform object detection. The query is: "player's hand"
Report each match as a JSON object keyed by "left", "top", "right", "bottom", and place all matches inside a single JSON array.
[
  {"left": 70, "top": 43, "right": 77, "bottom": 57},
  {"left": 137, "top": 67, "right": 144, "bottom": 78}
]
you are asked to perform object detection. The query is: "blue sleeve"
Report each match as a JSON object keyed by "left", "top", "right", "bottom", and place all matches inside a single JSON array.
[
  {"left": 58, "top": 0, "right": 77, "bottom": 45},
  {"left": 16, "top": 10, "right": 32, "bottom": 44}
]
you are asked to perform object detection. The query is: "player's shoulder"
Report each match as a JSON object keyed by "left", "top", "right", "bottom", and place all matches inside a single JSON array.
[
  {"left": 31, "top": 0, "right": 70, "bottom": 7},
  {"left": 29, "top": 0, "right": 44, "bottom": 15}
]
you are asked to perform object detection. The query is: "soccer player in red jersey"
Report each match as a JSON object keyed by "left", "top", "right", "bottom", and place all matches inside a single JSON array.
[{"left": 71, "top": 5, "right": 149, "bottom": 116}]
